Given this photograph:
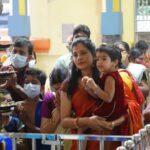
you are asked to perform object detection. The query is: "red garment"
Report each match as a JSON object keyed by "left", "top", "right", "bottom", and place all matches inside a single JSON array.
[
  {"left": 70, "top": 71, "right": 129, "bottom": 150},
  {"left": 93, "top": 71, "right": 129, "bottom": 135},
  {"left": 119, "top": 69, "right": 143, "bottom": 134},
  {"left": 71, "top": 88, "right": 115, "bottom": 150},
  {"left": 119, "top": 69, "right": 144, "bottom": 105}
]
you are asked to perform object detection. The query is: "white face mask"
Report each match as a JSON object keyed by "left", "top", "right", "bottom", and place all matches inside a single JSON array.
[
  {"left": 29, "top": 59, "right": 36, "bottom": 68},
  {"left": 24, "top": 83, "right": 41, "bottom": 99},
  {"left": 10, "top": 53, "right": 28, "bottom": 68}
]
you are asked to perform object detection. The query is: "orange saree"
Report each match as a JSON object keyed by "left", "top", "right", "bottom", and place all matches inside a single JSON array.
[
  {"left": 71, "top": 88, "right": 114, "bottom": 150},
  {"left": 119, "top": 69, "right": 144, "bottom": 134}
]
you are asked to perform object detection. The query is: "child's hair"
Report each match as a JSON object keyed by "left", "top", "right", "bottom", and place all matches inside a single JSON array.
[
  {"left": 73, "top": 24, "right": 91, "bottom": 38},
  {"left": 49, "top": 67, "right": 69, "bottom": 86},
  {"left": 129, "top": 47, "right": 144, "bottom": 61},
  {"left": 25, "top": 68, "right": 47, "bottom": 86},
  {"left": 96, "top": 44, "right": 122, "bottom": 68},
  {"left": 14, "top": 38, "right": 33, "bottom": 55}
]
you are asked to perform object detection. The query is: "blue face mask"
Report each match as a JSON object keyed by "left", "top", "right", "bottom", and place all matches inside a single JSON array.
[
  {"left": 24, "top": 83, "right": 41, "bottom": 99},
  {"left": 10, "top": 53, "right": 28, "bottom": 68}
]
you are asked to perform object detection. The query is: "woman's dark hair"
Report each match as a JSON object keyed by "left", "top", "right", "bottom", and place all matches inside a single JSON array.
[
  {"left": 25, "top": 68, "right": 47, "bottom": 86},
  {"left": 49, "top": 67, "right": 69, "bottom": 86},
  {"left": 129, "top": 47, "right": 144, "bottom": 61},
  {"left": 135, "top": 40, "right": 148, "bottom": 51},
  {"left": 114, "top": 41, "right": 130, "bottom": 53},
  {"left": 67, "top": 37, "right": 99, "bottom": 97},
  {"left": 14, "top": 38, "right": 33, "bottom": 55},
  {"left": 96, "top": 44, "right": 122, "bottom": 68}
]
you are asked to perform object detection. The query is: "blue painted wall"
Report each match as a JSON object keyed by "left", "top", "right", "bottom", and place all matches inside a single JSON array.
[
  {"left": 8, "top": 0, "right": 30, "bottom": 37},
  {"left": 101, "top": 0, "right": 122, "bottom": 35}
]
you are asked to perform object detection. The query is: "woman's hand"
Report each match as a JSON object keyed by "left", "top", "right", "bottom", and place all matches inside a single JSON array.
[
  {"left": 88, "top": 116, "right": 115, "bottom": 131},
  {"left": 87, "top": 115, "right": 106, "bottom": 131}
]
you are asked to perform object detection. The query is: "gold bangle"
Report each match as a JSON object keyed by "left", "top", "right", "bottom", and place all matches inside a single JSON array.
[{"left": 74, "top": 118, "right": 79, "bottom": 128}]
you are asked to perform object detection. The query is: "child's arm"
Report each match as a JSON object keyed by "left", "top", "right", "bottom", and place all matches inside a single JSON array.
[
  {"left": 19, "top": 112, "right": 40, "bottom": 133},
  {"left": 25, "top": 121, "right": 40, "bottom": 133},
  {"left": 17, "top": 105, "right": 40, "bottom": 133},
  {"left": 82, "top": 76, "right": 115, "bottom": 103}
]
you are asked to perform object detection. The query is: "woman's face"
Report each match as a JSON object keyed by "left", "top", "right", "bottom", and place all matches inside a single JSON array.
[
  {"left": 118, "top": 44, "right": 129, "bottom": 67},
  {"left": 72, "top": 43, "right": 94, "bottom": 71},
  {"left": 51, "top": 83, "right": 61, "bottom": 107},
  {"left": 134, "top": 54, "right": 145, "bottom": 65}
]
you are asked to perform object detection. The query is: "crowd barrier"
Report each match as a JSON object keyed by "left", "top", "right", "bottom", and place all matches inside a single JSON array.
[
  {"left": 116, "top": 124, "right": 150, "bottom": 150},
  {"left": 1, "top": 124, "right": 150, "bottom": 150},
  {"left": 0, "top": 133, "right": 132, "bottom": 150}
]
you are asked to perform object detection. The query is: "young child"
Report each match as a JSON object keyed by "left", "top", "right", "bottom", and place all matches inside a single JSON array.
[
  {"left": 16, "top": 68, "right": 49, "bottom": 150},
  {"left": 80, "top": 44, "right": 130, "bottom": 149}
]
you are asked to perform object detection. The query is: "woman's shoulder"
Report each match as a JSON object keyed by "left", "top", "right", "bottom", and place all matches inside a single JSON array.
[{"left": 43, "top": 91, "right": 55, "bottom": 103}]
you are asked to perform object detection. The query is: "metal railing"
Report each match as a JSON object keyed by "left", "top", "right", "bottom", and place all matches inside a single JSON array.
[
  {"left": 0, "top": 133, "right": 132, "bottom": 150},
  {"left": 2, "top": 124, "right": 150, "bottom": 150},
  {"left": 117, "top": 124, "right": 150, "bottom": 150}
]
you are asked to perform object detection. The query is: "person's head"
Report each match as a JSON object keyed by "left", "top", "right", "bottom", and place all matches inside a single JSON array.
[
  {"left": 50, "top": 67, "right": 69, "bottom": 92},
  {"left": 73, "top": 24, "right": 91, "bottom": 39},
  {"left": 135, "top": 40, "right": 149, "bottom": 53},
  {"left": 114, "top": 41, "right": 130, "bottom": 67},
  {"left": 66, "top": 35, "right": 73, "bottom": 52},
  {"left": 96, "top": 44, "right": 122, "bottom": 73},
  {"left": 24, "top": 68, "right": 47, "bottom": 99},
  {"left": 50, "top": 67, "right": 69, "bottom": 106},
  {"left": 28, "top": 51, "right": 37, "bottom": 68},
  {"left": 67, "top": 37, "right": 99, "bottom": 97},
  {"left": 129, "top": 47, "right": 145, "bottom": 65},
  {"left": 71, "top": 37, "right": 96, "bottom": 72},
  {"left": 10, "top": 38, "right": 33, "bottom": 69}
]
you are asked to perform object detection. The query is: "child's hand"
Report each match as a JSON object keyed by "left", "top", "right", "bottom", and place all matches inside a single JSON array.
[{"left": 81, "top": 76, "right": 89, "bottom": 88}]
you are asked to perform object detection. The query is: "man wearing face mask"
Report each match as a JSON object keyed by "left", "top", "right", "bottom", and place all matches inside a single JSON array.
[{"left": 0, "top": 38, "right": 34, "bottom": 101}]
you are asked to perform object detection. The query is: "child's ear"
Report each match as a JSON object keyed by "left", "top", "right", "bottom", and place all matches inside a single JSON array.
[{"left": 114, "top": 59, "right": 119, "bottom": 67}]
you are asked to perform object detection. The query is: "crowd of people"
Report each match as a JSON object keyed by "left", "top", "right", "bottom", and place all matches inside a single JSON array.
[{"left": 0, "top": 24, "right": 150, "bottom": 150}]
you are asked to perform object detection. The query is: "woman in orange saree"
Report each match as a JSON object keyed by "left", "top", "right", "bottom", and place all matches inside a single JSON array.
[
  {"left": 119, "top": 69, "right": 144, "bottom": 134},
  {"left": 61, "top": 39, "right": 129, "bottom": 150}
]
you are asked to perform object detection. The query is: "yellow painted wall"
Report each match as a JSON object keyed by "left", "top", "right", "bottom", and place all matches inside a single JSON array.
[
  {"left": 29, "top": 0, "right": 135, "bottom": 76},
  {"left": 29, "top": 0, "right": 102, "bottom": 56},
  {"left": 122, "top": 0, "right": 135, "bottom": 46},
  {"left": 29, "top": 0, "right": 102, "bottom": 77}
]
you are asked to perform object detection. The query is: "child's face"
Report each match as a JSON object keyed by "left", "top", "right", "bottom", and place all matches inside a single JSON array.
[
  {"left": 72, "top": 43, "right": 94, "bottom": 71},
  {"left": 12, "top": 46, "right": 29, "bottom": 58},
  {"left": 24, "top": 75, "right": 41, "bottom": 99},
  {"left": 96, "top": 51, "right": 117, "bottom": 73},
  {"left": 24, "top": 75, "right": 41, "bottom": 86}
]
